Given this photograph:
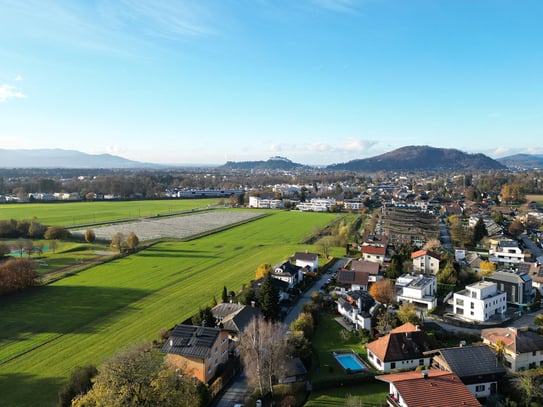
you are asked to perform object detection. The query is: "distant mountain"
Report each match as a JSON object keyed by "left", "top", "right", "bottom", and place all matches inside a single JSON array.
[
  {"left": 0, "top": 149, "right": 159, "bottom": 169},
  {"left": 219, "top": 156, "right": 306, "bottom": 171},
  {"left": 497, "top": 154, "right": 543, "bottom": 169},
  {"left": 326, "top": 146, "right": 506, "bottom": 172}
]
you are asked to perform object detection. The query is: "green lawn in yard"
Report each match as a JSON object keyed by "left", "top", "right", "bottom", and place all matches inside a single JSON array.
[
  {"left": 0, "top": 210, "right": 339, "bottom": 407},
  {"left": 0, "top": 198, "right": 221, "bottom": 226},
  {"left": 311, "top": 314, "right": 370, "bottom": 382},
  {"left": 305, "top": 382, "right": 388, "bottom": 407}
]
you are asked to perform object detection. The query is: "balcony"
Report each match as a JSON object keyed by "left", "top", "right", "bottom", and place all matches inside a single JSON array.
[{"left": 386, "top": 394, "right": 402, "bottom": 407}]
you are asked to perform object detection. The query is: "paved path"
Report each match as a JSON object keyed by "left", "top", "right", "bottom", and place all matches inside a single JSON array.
[{"left": 214, "top": 257, "right": 348, "bottom": 407}]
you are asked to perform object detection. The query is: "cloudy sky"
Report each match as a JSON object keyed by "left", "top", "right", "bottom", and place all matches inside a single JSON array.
[{"left": 0, "top": 0, "right": 541, "bottom": 165}]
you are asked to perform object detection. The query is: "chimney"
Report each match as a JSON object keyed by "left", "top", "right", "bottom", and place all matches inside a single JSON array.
[
  {"left": 459, "top": 340, "right": 466, "bottom": 347},
  {"left": 422, "top": 370, "right": 429, "bottom": 380},
  {"left": 169, "top": 339, "right": 173, "bottom": 347},
  {"left": 251, "top": 301, "right": 256, "bottom": 307}
]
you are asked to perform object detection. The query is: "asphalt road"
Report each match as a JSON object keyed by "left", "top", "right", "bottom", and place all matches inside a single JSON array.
[{"left": 214, "top": 257, "right": 348, "bottom": 407}]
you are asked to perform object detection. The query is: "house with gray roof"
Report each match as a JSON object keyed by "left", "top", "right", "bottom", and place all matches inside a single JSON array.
[
  {"left": 483, "top": 269, "right": 534, "bottom": 306},
  {"left": 429, "top": 345, "right": 506, "bottom": 399},
  {"left": 211, "top": 302, "right": 262, "bottom": 342},
  {"left": 336, "top": 289, "right": 381, "bottom": 330},
  {"left": 161, "top": 324, "right": 229, "bottom": 384}
]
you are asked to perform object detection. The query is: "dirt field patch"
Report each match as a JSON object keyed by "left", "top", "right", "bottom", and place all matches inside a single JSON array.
[{"left": 71, "top": 210, "right": 266, "bottom": 242}]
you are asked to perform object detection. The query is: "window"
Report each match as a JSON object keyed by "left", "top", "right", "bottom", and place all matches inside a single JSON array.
[
  {"left": 470, "top": 302, "right": 474, "bottom": 309},
  {"left": 475, "top": 385, "right": 485, "bottom": 392},
  {"left": 391, "top": 362, "right": 396, "bottom": 369},
  {"left": 419, "top": 359, "right": 424, "bottom": 366},
  {"left": 533, "top": 351, "right": 537, "bottom": 356}
]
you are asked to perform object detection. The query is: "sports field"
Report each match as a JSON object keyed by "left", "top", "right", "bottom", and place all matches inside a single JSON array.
[
  {"left": 0, "top": 210, "right": 339, "bottom": 407},
  {"left": 0, "top": 198, "right": 220, "bottom": 226}
]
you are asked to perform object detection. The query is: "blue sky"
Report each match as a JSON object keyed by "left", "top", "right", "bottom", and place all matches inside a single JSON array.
[{"left": 0, "top": 0, "right": 541, "bottom": 166}]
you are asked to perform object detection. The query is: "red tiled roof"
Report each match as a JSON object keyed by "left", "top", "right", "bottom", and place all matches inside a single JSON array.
[
  {"left": 377, "top": 369, "right": 481, "bottom": 407},
  {"left": 411, "top": 249, "right": 441, "bottom": 260},
  {"left": 482, "top": 327, "right": 543, "bottom": 354},
  {"left": 391, "top": 322, "right": 419, "bottom": 333},
  {"left": 361, "top": 245, "right": 386, "bottom": 255}
]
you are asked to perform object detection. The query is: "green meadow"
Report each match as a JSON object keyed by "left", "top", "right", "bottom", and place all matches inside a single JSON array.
[
  {"left": 0, "top": 198, "right": 220, "bottom": 226},
  {"left": 0, "top": 210, "right": 339, "bottom": 407}
]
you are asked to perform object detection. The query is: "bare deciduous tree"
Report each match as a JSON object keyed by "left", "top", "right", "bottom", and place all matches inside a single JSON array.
[{"left": 238, "top": 315, "right": 287, "bottom": 397}]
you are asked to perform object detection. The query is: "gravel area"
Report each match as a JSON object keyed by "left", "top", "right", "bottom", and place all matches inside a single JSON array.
[{"left": 71, "top": 210, "right": 265, "bottom": 242}]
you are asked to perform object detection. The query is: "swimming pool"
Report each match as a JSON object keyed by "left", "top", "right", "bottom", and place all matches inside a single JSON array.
[{"left": 334, "top": 352, "right": 365, "bottom": 372}]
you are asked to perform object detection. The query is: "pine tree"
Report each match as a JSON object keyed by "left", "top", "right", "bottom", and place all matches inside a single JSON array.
[
  {"left": 259, "top": 272, "right": 280, "bottom": 321},
  {"left": 221, "top": 286, "right": 228, "bottom": 303},
  {"left": 472, "top": 217, "right": 487, "bottom": 245}
]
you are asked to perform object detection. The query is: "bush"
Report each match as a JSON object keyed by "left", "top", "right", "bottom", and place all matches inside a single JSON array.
[
  {"left": 57, "top": 364, "right": 98, "bottom": 407},
  {"left": 44, "top": 226, "right": 71, "bottom": 240}
]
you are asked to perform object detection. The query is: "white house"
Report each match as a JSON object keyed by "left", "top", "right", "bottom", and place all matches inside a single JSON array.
[
  {"left": 489, "top": 239, "right": 525, "bottom": 266},
  {"left": 395, "top": 274, "right": 437, "bottom": 310},
  {"left": 482, "top": 327, "right": 543, "bottom": 372},
  {"left": 453, "top": 281, "right": 506, "bottom": 322},
  {"left": 411, "top": 249, "right": 440, "bottom": 274},
  {"left": 291, "top": 252, "right": 319, "bottom": 273},
  {"left": 271, "top": 261, "right": 303, "bottom": 289},
  {"left": 296, "top": 198, "right": 335, "bottom": 212},
  {"left": 361, "top": 245, "right": 387, "bottom": 265},
  {"left": 336, "top": 290, "right": 380, "bottom": 331},
  {"left": 248, "top": 196, "right": 284, "bottom": 209}
]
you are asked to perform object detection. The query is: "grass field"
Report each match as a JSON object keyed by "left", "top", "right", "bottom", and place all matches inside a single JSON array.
[
  {"left": 525, "top": 194, "right": 543, "bottom": 205},
  {"left": 0, "top": 198, "right": 221, "bottom": 226},
  {"left": 305, "top": 382, "right": 388, "bottom": 406},
  {"left": 0, "top": 210, "right": 339, "bottom": 407}
]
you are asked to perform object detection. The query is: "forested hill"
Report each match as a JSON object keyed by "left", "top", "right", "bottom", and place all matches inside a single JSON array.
[
  {"left": 326, "top": 146, "right": 506, "bottom": 172},
  {"left": 219, "top": 156, "right": 306, "bottom": 171}
]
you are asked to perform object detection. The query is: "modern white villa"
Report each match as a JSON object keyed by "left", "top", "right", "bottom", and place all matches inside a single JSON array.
[{"left": 453, "top": 281, "right": 506, "bottom": 322}]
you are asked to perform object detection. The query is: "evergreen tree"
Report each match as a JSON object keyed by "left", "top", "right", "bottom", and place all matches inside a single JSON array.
[
  {"left": 472, "top": 217, "right": 487, "bottom": 245},
  {"left": 221, "top": 286, "right": 228, "bottom": 303},
  {"left": 259, "top": 272, "right": 280, "bottom": 321},
  {"left": 191, "top": 306, "right": 217, "bottom": 327},
  {"left": 386, "top": 255, "right": 403, "bottom": 279}
]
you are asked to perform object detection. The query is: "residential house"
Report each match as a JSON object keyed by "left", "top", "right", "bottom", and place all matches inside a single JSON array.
[
  {"left": 453, "top": 281, "right": 507, "bottom": 322},
  {"left": 429, "top": 345, "right": 506, "bottom": 399},
  {"left": 376, "top": 369, "right": 481, "bottom": 407},
  {"left": 361, "top": 245, "right": 387, "bottom": 265},
  {"left": 336, "top": 290, "right": 381, "bottom": 330},
  {"left": 291, "top": 252, "right": 319, "bottom": 273},
  {"left": 248, "top": 196, "right": 284, "bottom": 209},
  {"left": 335, "top": 269, "right": 370, "bottom": 294},
  {"left": 519, "top": 261, "right": 543, "bottom": 295},
  {"left": 411, "top": 249, "right": 440, "bottom": 274},
  {"left": 161, "top": 324, "right": 229, "bottom": 384},
  {"left": 489, "top": 239, "right": 525, "bottom": 266},
  {"left": 211, "top": 302, "right": 262, "bottom": 344},
  {"left": 366, "top": 323, "right": 436, "bottom": 372},
  {"left": 482, "top": 327, "right": 543, "bottom": 372},
  {"left": 296, "top": 198, "right": 335, "bottom": 212},
  {"left": 395, "top": 274, "right": 438, "bottom": 310},
  {"left": 483, "top": 270, "right": 533, "bottom": 306},
  {"left": 350, "top": 259, "right": 382, "bottom": 282},
  {"left": 272, "top": 261, "right": 303, "bottom": 290}
]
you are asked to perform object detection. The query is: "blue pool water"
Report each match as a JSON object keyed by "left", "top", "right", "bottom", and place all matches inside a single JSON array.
[{"left": 334, "top": 353, "right": 365, "bottom": 371}]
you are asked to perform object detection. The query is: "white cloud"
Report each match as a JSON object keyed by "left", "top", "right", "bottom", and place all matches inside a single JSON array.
[
  {"left": 15, "top": 74, "right": 23, "bottom": 81},
  {"left": 106, "top": 145, "right": 127, "bottom": 155},
  {"left": 0, "top": 84, "right": 26, "bottom": 102},
  {"left": 342, "top": 138, "right": 378, "bottom": 151}
]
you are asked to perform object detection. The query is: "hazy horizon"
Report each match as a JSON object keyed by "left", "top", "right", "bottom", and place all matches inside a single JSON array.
[{"left": 1, "top": 1, "right": 542, "bottom": 165}]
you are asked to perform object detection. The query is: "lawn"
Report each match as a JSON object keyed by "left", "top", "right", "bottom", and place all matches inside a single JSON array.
[
  {"left": 305, "top": 382, "right": 388, "bottom": 407},
  {"left": 310, "top": 314, "right": 370, "bottom": 382},
  {"left": 0, "top": 198, "right": 221, "bottom": 226},
  {"left": 0, "top": 210, "right": 339, "bottom": 407}
]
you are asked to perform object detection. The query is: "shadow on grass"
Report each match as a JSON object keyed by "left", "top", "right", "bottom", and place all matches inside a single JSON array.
[
  {"left": 0, "top": 285, "right": 151, "bottom": 342},
  {"left": 137, "top": 250, "right": 216, "bottom": 259},
  {"left": 0, "top": 371, "right": 64, "bottom": 407}
]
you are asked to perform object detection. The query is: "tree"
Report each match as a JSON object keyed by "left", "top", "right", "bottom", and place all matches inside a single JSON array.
[
  {"left": 259, "top": 272, "right": 280, "bottom": 321},
  {"left": 533, "top": 314, "right": 543, "bottom": 328},
  {"left": 221, "top": 286, "right": 228, "bottom": 303},
  {"left": 255, "top": 263, "right": 272, "bottom": 280},
  {"left": 44, "top": 226, "right": 70, "bottom": 240},
  {"left": 479, "top": 260, "right": 497, "bottom": 277},
  {"left": 126, "top": 232, "right": 139, "bottom": 252},
  {"left": 111, "top": 232, "right": 124, "bottom": 253},
  {"left": 28, "top": 220, "right": 46, "bottom": 239},
  {"left": 238, "top": 316, "right": 287, "bottom": 398},
  {"left": 397, "top": 302, "right": 420, "bottom": 325},
  {"left": 508, "top": 220, "right": 524, "bottom": 237},
  {"left": 191, "top": 306, "right": 217, "bottom": 328},
  {"left": 84, "top": 229, "right": 96, "bottom": 244},
  {"left": 423, "top": 238, "right": 441, "bottom": 251},
  {"left": 289, "top": 312, "right": 314, "bottom": 339},
  {"left": 23, "top": 239, "right": 34, "bottom": 257},
  {"left": 57, "top": 364, "right": 98, "bottom": 407},
  {"left": 437, "top": 261, "right": 458, "bottom": 285},
  {"left": 72, "top": 344, "right": 204, "bottom": 407},
  {"left": 369, "top": 280, "right": 395, "bottom": 305},
  {"left": 513, "top": 370, "right": 543, "bottom": 406},
  {"left": 0, "top": 258, "right": 37, "bottom": 296},
  {"left": 49, "top": 239, "right": 57, "bottom": 253},
  {"left": 386, "top": 256, "right": 403, "bottom": 279},
  {"left": 472, "top": 217, "right": 488, "bottom": 245}
]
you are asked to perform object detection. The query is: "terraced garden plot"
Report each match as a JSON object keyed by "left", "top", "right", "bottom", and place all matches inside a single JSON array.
[{"left": 71, "top": 209, "right": 266, "bottom": 241}]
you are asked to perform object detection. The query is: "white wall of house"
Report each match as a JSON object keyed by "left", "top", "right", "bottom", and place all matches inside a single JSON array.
[
  {"left": 367, "top": 349, "right": 430, "bottom": 372},
  {"left": 466, "top": 382, "right": 496, "bottom": 399},
  {"left": 412, "top": 254, "right": 440, "bottom": 274},
  {"left": 453, "top": 282, "right": 506, "bottom": 322},
  {"left": 506, "top": 350, "right": 543, "bottom": 372}
]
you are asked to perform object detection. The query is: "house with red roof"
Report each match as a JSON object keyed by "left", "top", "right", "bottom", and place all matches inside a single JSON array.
[
  {"left": 411, "top": 249, "right": 440, "bottom": 274},
  {"left": 376, "top": 369, "right": 481, "bottom": 407}
]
